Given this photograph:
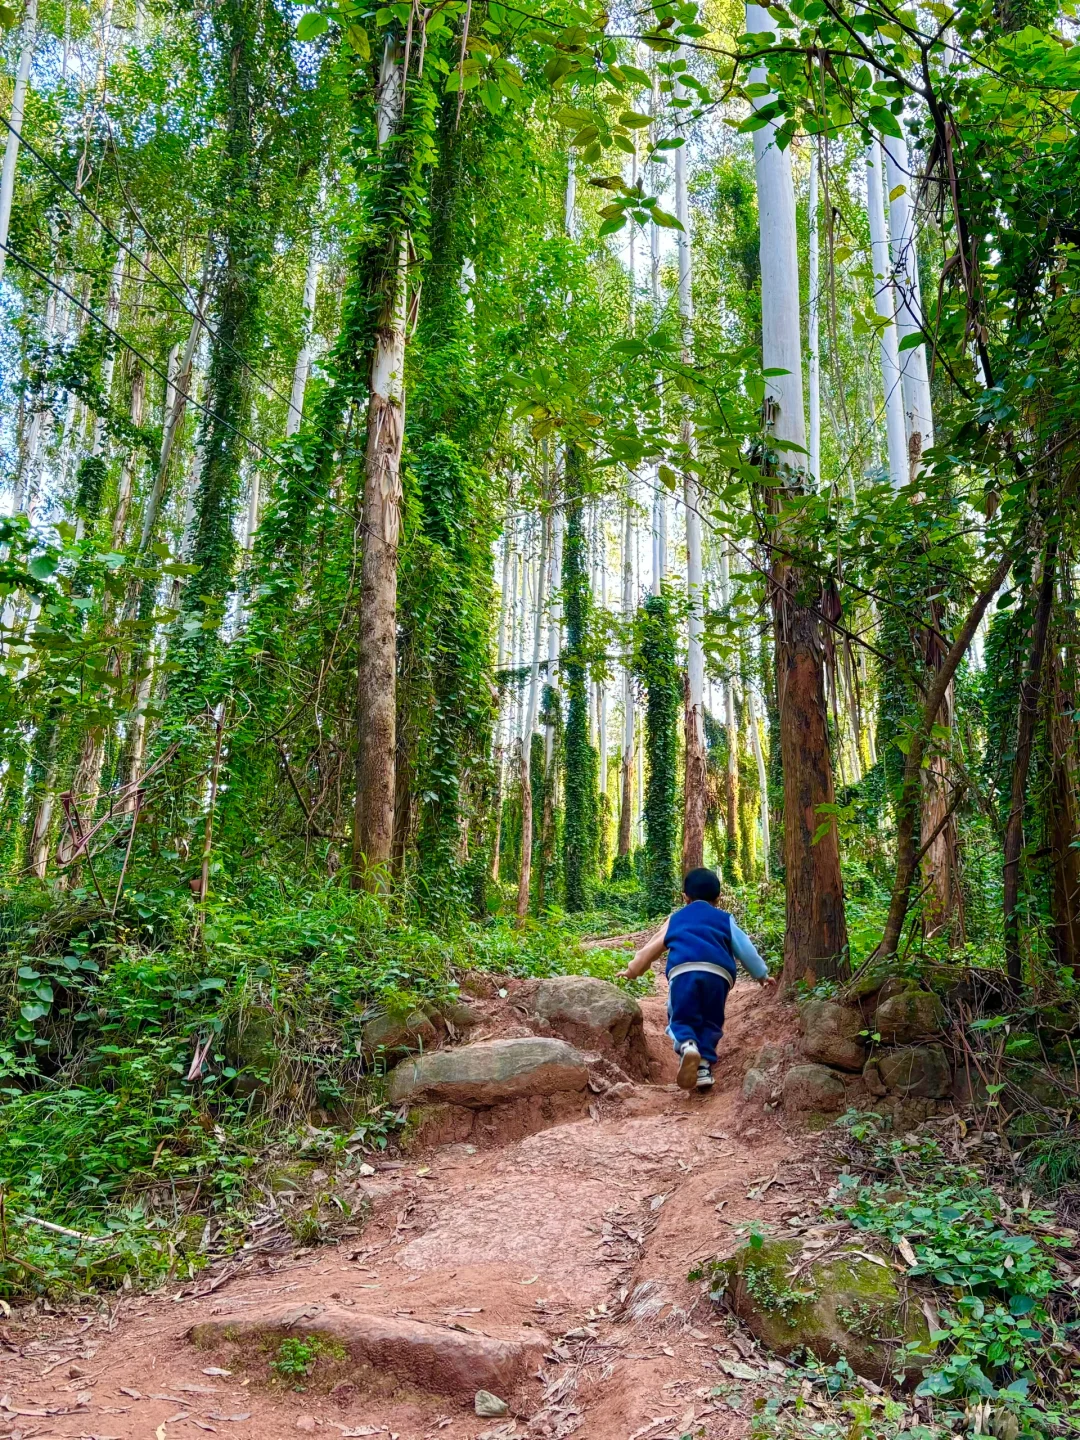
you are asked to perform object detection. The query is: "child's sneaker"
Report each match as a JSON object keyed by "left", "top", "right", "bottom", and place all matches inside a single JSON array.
[
  {"left": 696, "top": 1062, "right": 714, "bottom": 1092},
  {"left": 676, "top": 1040, "right": 701, "bottom": 1090}
]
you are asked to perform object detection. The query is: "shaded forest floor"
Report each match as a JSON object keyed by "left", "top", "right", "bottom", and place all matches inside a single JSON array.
[{"left": 0, "top": 975, "right": 830, "bottom": 1440}]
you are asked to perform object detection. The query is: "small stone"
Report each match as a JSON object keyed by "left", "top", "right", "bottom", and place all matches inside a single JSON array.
[
  {"left": 742, "top": 1068, "right": 768, "bottom": 1102},
  {"left": 782, "top": 1064, "right": 847, "bottom": 1115},
  {"left": 877, "top": 1044, "right": 951, "bottom": 1098},
  {"left": 876, "top": 977, "right": 920, "bottom": 1005},
  {"left": 295, "top": 1415, "right": 316, "bottom": 1432},
  {"left": 862, "top": 1059, "right": 887, "bottom": 1097},
  {"left": 475, "top": 1390, "right": 509, "bottom": 1418},
  {"left": 875, "top": 990, "right": 945, "bottom": 1045},
  {"left": 798, "top": 998, "right": 865, "bottom": 1072}
]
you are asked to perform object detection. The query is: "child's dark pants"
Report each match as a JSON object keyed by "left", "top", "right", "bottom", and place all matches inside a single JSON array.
[{"left": 666, "top": 970, "right": 731, "bottom": 1066}]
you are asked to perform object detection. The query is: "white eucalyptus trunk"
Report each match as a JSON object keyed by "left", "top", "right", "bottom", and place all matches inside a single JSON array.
[
  {"left": 286, "top": 237, "right": 321, "bottom": 436},
  {"left": 866, "top": 139, "right": 908, "bottom": 490},
  {"left": 747, "top": 683, "right": 770, "bottom": 881},
  {"left": 618, "top": 481, "right": 635, "bottom": 859},
  {"left": 676, "top": 93, "right": 706, "bottom": 874},
  {"left": 0, "top": 0, "right": 38, "bottom": 286},
  {"left": 883, "top": 134, "right": 933, "bottom": 474},
  {"left": 746, "top": 3, "right": 805, "bottom": 457},
  {"left": 139, "top": 298, "right": 205, "bottom": 551}
]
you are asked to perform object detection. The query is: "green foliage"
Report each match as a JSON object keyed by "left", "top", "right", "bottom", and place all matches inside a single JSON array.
[
  {"left": 635, "top": 591, "right": 679, "bottom": 916},
  {"left": 830, "top": 1116, "right": 1075, "bottom": 1433}
]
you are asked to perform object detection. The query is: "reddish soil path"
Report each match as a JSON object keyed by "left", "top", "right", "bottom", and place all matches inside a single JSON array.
[{"left": 0, "top": 980, "right": 822, "bottom": 1440}]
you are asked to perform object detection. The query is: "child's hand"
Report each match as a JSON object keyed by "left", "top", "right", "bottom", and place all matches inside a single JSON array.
[{"left": 760, "top": 974, "right": 778, "bottom": 992}]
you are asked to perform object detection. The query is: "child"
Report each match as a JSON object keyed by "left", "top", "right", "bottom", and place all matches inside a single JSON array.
[{"left": 623, "top": 867, "right": 775, "bottom": 1092}]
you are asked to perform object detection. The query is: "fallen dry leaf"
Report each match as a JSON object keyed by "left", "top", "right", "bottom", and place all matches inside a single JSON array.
[
  {"left": 897, "top": 1236, "right": 918, "bottom": 1268},
  {"left": 201, "top": 1369, "right": 232, "bottom": 1378},
  {"left": 119, "top": 1387, "right": 141, "bottom": 1400},
  {"left": 205, "top": 1414, "right": 252, "bottom": 1424}
]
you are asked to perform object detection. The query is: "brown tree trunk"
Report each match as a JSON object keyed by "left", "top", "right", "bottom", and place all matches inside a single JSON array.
[
  {"left": 682, "top": 672, "right": 707, "bottom": 874},
  {"left": 772, "top": 559, "right": 848, "bottom": 985},
  {"left": 352, "top": 352, "right": 406, "bottom": 888},
  {"left": 618, "top": 742, "right": 633, "bottom": 860},
  {"left": 1004, "top": 536, "right": 1058, "bottom": 987},
  {"left": 1048, "top": 639, "right": 1080, "bottom": 976},
  {"left": 920, "top": 592, "right": 964, "bottom": 945}
]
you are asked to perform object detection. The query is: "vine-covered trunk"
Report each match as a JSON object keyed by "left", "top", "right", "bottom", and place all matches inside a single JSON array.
[
  {"left": 1048, "top": 637, "right": 1080, "bottom": 976},
  {"left": 638, "top": 592, "right": 679, "bottom": 915},
  {"left": 517, "top": 513, "right": 548, "bottom": 920},
  {"left": 562, "top": 448, "right": 595, "bottom": 911},
  {"left": 352, "top": 39, "right": 407, "bottom": 888},
  {"left": 1003, "top": 535, "right": 1058, "bottom": 986}
]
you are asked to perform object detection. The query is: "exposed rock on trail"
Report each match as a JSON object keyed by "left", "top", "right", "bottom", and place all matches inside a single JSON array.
[
  {"left": 190, "top": 1302, "right": 544, "bottom": 1399},
  {"left": 387, "top": 1036, "right": 589, "bottom": 1107},
  {"left": 515, "top": 974, "right": 651, "bottom": 1078}
]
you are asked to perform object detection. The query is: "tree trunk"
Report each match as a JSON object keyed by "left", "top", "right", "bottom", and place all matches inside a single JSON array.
[
  {"left": 1003, "top": 536, "right": 1058, "bottom": 987},
  {"left": 352, "top": 37, "right": 407, "bottom": 888},
  {"left": 807, "top": 144, "right": 820, "bottom": 486},
  {"left": 676, "top": 90, "right": 705, "bottom": 878},
  {"left": 866, "top": 139, "right": 908, "bottom": 491},
  {"left": 877, "top": 551, "right": 1012, "bottom": 958},
  {"left": 286, "top": 233, "right": 320, "bottom": 436},
  {"left": 617, "top": 483, "right": 635, "bottom": 869},
  {"left": 562, "top": 448, "right": 594, "bottom": 911},
  {"left": 748, "top": 1, "right": 847, "bottom": 981},
  {"left": 517, "top": 511, "right": 549, "bottom": 921},
  {"left": 1048, "top": 636, "right": 1080, "bottom": 976},
  {"left": 0, "top": 0, "right": 38, "bottom": 286},
  {"left": 747, "top": 682, "right": 770, "bottom": 881},
  {"left": 882, "top": 134, "right": 934, "bottom": 476}
]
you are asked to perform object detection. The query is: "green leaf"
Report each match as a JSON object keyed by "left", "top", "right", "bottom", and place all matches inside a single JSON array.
[
  {"left": 346, "top": 23, "right": 370, "bottom": 56},
  {"left": 650, "top": 206, "right": 683, "bottom": 230},
  {"left": 598, "top": 216, "right": 627, "bottom": 236},
  {"left": 297, "top": 10, "right": 328, "bottom": 38},
  {"left": 19, "top": 1003, "right": 49, "bottom": 1022},
  {"left": 1008, "top": 1294, "right": 1035, "bottom": 1315},
  {"left": 618, "top": 111, "right": 654, "bottom": 128},
  {"left": 898, "top": 331, "right": 925, "bottom": 352},
  {"left": 28, "top": 554, "right": 58, "bottom": 580},
  {"left": 867, "top": 105, "right": 903, "bottom": 139}
]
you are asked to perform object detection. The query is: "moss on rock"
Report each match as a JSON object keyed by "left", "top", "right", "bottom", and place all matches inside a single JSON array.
[{"left": 713, "top": 1238, "right": 930, "bottom": 1382}]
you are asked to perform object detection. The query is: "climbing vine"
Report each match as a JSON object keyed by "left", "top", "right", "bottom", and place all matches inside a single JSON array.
[
  {"left": 561, "top": 446, "right": 598, "bottom": 912},
  {"left": 635, "top": 591, "right": 679, "bottom": 915}
]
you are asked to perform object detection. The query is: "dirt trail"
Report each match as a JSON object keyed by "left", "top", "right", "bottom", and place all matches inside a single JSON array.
[{"left": 0, "top": 980, "right": 824, "bottom": 1440}]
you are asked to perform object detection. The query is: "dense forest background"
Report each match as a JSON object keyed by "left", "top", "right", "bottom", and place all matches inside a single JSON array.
[{"left": 0, "top": 0, "right": 1079, "bottom": 1401}]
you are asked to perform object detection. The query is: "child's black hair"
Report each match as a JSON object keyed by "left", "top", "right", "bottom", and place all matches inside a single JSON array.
[{"left": 683, "top": 867, "right": 721, "bottom": 903}]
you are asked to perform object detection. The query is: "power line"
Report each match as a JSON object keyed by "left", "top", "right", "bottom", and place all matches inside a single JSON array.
[{"left": 0, "top": 113, "right": 298, "bottom": 414}]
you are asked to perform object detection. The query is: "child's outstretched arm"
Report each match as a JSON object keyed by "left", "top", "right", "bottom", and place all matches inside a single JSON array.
[
  {"left": 730, "top": 919, "right": 777, "bottom": 989},
  {"left": 623, "top": 917, "right": 670, "bottom": 979}
]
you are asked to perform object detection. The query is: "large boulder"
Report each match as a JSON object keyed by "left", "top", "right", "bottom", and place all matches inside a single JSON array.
[
  {"left": 798, "top": 998, "right": 866, "bottom": 1072},
  {"left": 782, "top": 1064, "right": 847, "bottom": 1120},
  {"left": 876, "top": 1044, "right": 952, "bottom": 1098},
  {"left": 387, "top": 1037, "right": 589, "bottom": 1109},
  {"left": 874, "top": 989, "right": 945, "bottom": 1045},
  {"left": 715, "top": 1239, "right": 929, "bottom": 1383},
  {"left": 518, "top": 976, "right": 649, "bottom": 1077}
]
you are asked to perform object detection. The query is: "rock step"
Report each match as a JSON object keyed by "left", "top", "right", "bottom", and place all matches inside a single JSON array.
[
  {"left": 387, "top": 1036, "right": 589, "bottom": 1108},
  {"left": 189, "top": 1302, "right": 544, "bottom": 1400}
]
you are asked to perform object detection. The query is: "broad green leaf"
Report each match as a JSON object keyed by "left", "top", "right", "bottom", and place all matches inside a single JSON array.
[{"left": 296, "top": 11, "right": 328, "bottom": 40}]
